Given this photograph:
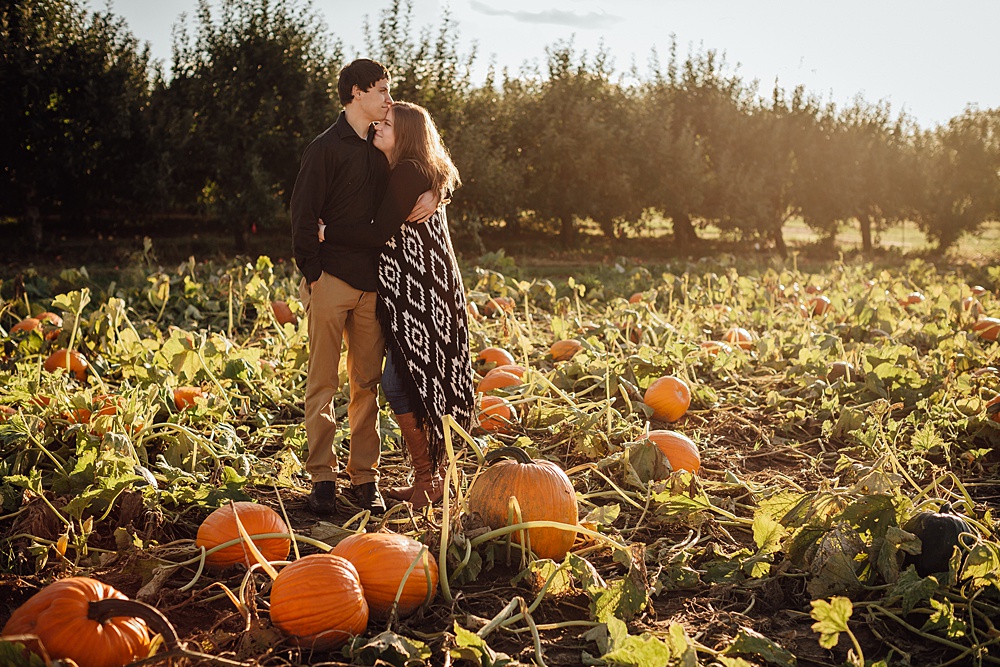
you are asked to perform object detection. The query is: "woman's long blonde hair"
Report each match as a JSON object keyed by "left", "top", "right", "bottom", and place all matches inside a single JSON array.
[{"left": 386, "top": 102, "right": 460, "bottom": 197}]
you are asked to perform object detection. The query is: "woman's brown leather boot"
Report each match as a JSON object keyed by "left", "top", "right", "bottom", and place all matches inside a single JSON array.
[{"left": 388, "top": 412, "right": 444, "bottom": 510}]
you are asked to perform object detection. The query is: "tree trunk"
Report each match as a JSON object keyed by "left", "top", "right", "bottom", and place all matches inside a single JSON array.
[
  {"left": 559, "top": 214, "right": 577, "bottom": 248},
  {"left": 860, "top": 215, "right": 873, "bottom": 253},
  {"left": 772, "top": 226, "right": 788, "bottom": 258},
  {"left": 670, "top": 211, "right": 698, "bottom": 250},
  {"left": 233, "top": 222, "right": 248, "bottom": 254}
]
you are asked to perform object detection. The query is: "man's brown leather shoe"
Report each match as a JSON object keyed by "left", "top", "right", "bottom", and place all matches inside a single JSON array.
[
  {"left": 352, "top": 482, "right": 386, "bottom": 515},
  {"left": 306, "top": 480, "right": 338, "bottom": 515}
]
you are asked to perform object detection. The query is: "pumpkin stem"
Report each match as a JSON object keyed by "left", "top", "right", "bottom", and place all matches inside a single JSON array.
[
  {"left": 485, "top": 446, "right": 533, "bottom": 465},
  {"left": 87, "top": 598, "right": 181, "bottom": 649}
]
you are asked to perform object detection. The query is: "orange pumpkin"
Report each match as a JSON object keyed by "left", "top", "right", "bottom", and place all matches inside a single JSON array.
[
  {"left": 331, "top": 532, "right": 438, "bottom": 618},
  {"left": 700, "top": 340, "right": 733, "bottom": 356},
  {"left": 1, "top": 577, "right": 151, "bottom": 667},
  {"left": 477, "top": 347, "right": 516, "bottom": 367},
  {"left": 643, "top": 375, "right": 691, "bottom": 423},
  {"left": 971, "top": 285, "right": 988, "bottom": 297},
  {"left": 0, "top": 405, "right": 16, "bottom": 421},
  {"left": 974, "top": 317, "right": 1000, "bottom": 342},
  {"left": 482, "top": 296, "right": 515, "bottom": 317},
  {"left": 628, "top": 292, "right": 644, "bottom": 304},
  {"left": 477, "top": 370, "right": 522, "bottom": 394},
  {"left": 809, "top": 295, "right": 832, "bottom": 316},
  {"left": 37, "top": 311, "right": 63, "bottom": 327},
  {"left": 466, "top": 447, "right": 578, "bottom": 560},
  {"left": 196, "top": 502, "right": 291, "bottom": 569},
  {"left": 646, "top": 429, "right": 701, "bottom": 474},
  {"left": 827, "top": 361, "right": 859, "bottom": 383},
  {"left": 271, "top": 300, "right": 297, "bottom": 326},
  {"left": 269, "top": 554, "right": 369, "bottom": 651},
  {"left": 43, "top": 349, "right": 89, "bottom": 381},
  {"left": 10, "top": 317, "right": 41, "bottom": 334},
  {"left": 722, "top": 326, "right": 753, "bottom": 350},
  {"left": 549, "top": 339, "right": 583, "bottom": 361},
  {"left": 477, "top": 395, "right": 517, "bottom": 433},
  {"left": 485, "top": 364, "right": 526, "bottom": 379},
  {"left": 986, "top": 395, "right": 1000, "bottom": 424},
  {"left": 899, "top": 291, "right": 925, "bottom": 306},
  {"left": 173, "top": 386, "right": 204, "bottom": 410}
]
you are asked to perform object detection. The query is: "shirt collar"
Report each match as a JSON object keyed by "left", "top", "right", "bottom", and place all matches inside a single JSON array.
[{"left": 334, "top": 111, "right": 376, "bottom": 142}]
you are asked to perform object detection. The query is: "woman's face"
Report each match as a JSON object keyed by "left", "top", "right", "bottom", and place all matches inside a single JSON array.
[{"left": 374, "top": 107, "right": 396, "bottom": 157}]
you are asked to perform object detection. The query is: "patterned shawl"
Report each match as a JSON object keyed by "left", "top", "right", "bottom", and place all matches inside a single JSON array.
[{"left": 376, "top": 207, "right": 476, "bottom": 466}]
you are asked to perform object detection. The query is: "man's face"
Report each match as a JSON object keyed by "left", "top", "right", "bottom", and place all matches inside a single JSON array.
[{"left": 353, "top": 78, "right": 393, "bottom": 124}]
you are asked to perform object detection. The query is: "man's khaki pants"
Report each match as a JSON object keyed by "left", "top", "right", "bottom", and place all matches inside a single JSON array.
[{"left": 300, "top": 272, "right": 384, "bottom": 485}]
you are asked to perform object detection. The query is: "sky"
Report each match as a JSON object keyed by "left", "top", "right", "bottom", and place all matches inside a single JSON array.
[{"left": 107, "top": 0, "right": 1000, "bottom": 129}]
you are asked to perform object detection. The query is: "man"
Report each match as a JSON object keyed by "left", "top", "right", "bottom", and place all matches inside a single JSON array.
[{"left": 290, "top": 59, "right": 434, "bottom": 515}]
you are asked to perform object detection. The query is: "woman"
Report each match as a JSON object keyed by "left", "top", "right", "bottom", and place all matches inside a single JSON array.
[{"left": 320, "top": 101, "right": 476, "bottom": 509}]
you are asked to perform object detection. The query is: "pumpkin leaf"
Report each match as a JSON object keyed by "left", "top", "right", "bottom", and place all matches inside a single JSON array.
[
  {"left": 349, "top": 630, "right": 430, "bottom": 667},
  {"left": 921, "top": 598, "right": 967, "bottom": 638},
  {"left": 809, "top": 596, "right": 853, "bottom": 649},
  {"left": 884, "top": 567, "right": 940, "bottom": 614},
  {"left": 599, "top": 616, "right": 677, "bottom": 667},
  {"left": 582, "top": 503, "right": 621, "bottom": 528},
  {"left": 806, "top": 525, "right": 864, "bottom": 598},
  {"left": 961, "top": 542, "right": 1000, "bottom": 590},
  {"left": 0, "top": 638, "right": 48, "bottom": 666},
  {"left": 451, "top": 622, "right": 519, "bottom": 667},
  {"left": 752, "top": 512, "right": 785, "bottom": 555},
  {"left": 721, "top": 626, "right": 797, "bottom": 667}
]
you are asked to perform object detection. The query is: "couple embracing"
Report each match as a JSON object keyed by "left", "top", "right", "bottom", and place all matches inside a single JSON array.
[{"left": 290, "top": 58, "right": 477, "bottom": 516}]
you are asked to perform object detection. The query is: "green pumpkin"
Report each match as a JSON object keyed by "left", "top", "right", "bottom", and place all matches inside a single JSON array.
[{"left": 901, "top": 505, "right": 975, "bottom": 577}]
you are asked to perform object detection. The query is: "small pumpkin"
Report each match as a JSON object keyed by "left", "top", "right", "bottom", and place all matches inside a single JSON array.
[
  {"left": 985, "top": 395, "right": 1000, "bottom": 424},
  {"left": 827, "top": 361, "right": 859, "bottom": 383},
  {"left": 269, "top": 554, "right": 369, "bottom": 651},
  {"left": 899, "top": 291, "right": 925, "bottom": 306},
  {"left": 1, "top": 577, "right": 151, "bottom": 667},
  {"left": 10, "top": 317, "right": 41, "bottom": 334},
  {"left": 196, "top": 502, "right": 291, "bottom": 569},
  {"left": 722, "top": 326, "right": 753, "bottom": 350},
  {"left": 485, "top": 364, "right": 526, "bottom": 379},
  {"left": 482, "top": 296, "right": 515, "bottom": 317},
  {"left": 645, "top": 429, "right": 701, "bottom": 474},
  {"left": 331, "top": 532, "right": 438, "bottom": 618},
  {"left": 173, "top": 385, "right": 205, "bottom": 410},
  {"left": 643, "top": 375, "right": 691, "bottom": 423},
  {"left": 628, "top": 292, "right": 644, "bottom": 304},
  {"left": 477, "top": 370, "right": 522, "bottom": 394},
  {"left": 43, "top": 349, "right": 89, "bottom": 381},
  {"left": 466, "top": 447, "right": 578, "bottom": 560},
  {"left": 549, "top": 339, "right": 583, "bottom": 361},
  {"left": 271, "top": 300, "right": 297, "bottom": 326},
  {"left": 901, "top": 505, "right": 975, "bottom": 577},
  {"left": 809, "top": 295, "right": 832, "bottom": 316},
  {"left": 476, "top": 347, "right": 515, "bottom": 367},
  {"left": 971, "top": 285, "right": 988, "bottom": 297},
  {"left": 700, "top": 340, "right": 733, "bottom": 356},
  {"left": 477, "top": 395, "right": 517, "bottom": 433},
  {"left": 973, "top": 317, "right": 1000, "bottom": 342},
  {"left": 0, "top": 405, "right": 16, "bottom": 421}
]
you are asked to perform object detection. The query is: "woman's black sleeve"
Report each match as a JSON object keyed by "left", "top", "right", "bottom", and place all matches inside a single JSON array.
[{"left": 330, "top": 161, "right": 429, "bottom": 248}]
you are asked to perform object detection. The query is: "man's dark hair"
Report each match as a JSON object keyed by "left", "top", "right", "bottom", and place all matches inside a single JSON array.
[{"left": 338, "top": 59, "right": 390, "bottom": 107}]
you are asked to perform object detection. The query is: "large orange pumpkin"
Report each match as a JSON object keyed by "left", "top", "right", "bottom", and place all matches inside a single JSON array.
[
  {"left": 643, "top": 375, "right": 691, "bottom": 423},
  {"left": 173, "top": 386, "right": 205, "bottom": 410},
  {"left": 809, "top": 295, "right": 832, "bottom": 316},
  {"left": 477, "top": 347, "right": 516, "bottom": 367},
  {"left": 477, "top": 370, "right": 522, "bottom": 394},
  {"left": 271, "top": 300, "right": 297, "bottom": 326},
  {"left": 986, "top": 395, "right": 1000, "bottom": 424},
  {"left": 549, "top": 339, "right": 583, "bottom": 361},
  {"left": 196, "top": 502, "right": 291, "bottom": 569},
  {"left": 973, "top": 317, "right": 1000, "bottom": 342},
  {"left": 485, "top": 364, "right": 526, "bottom": 379},
  {"left": 269, "top": 554, "right": 368, "bottom": 651},
  {"left": 477, "top": 395, "right": 517, "bottom": 433},
  {"left": 646, "top": 430, "right": 701, "bottom": 474},
  {"left": 43, "top": 349, "right": 89, "bottom": 381},
  {"left": 700, "top": 340, "right": 733, "bottom": 356},
  {"left": 466, "top": 447, "right": 578, "bottom": 560},
  {"left": 331, "top": 532, "right": 438, "bottom": 618},
  {"left": 10, "top": 317, "right": 41, "bottom": 334},
  {"left": 722, "top": 327, "right": 753, "bottom": 350},
  {"left": 1, "top": 577, "right": 151, "bottom": 667}
]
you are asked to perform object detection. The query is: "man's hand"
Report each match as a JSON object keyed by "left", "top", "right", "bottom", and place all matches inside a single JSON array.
[{"left": 406, "top": 190, "right": 441, "bottom": 223}]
